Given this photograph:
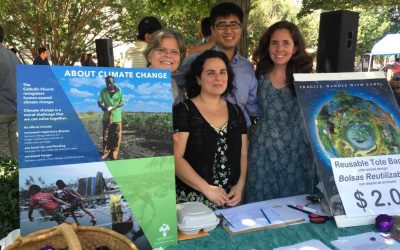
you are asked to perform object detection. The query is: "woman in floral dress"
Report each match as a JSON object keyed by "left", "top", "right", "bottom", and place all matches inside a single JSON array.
[
  {"left": 245, "top": 21, "right": 317, "bottom": 203},
  {"left": 173, "top": 50, "right": 248, "bottom": 209}
]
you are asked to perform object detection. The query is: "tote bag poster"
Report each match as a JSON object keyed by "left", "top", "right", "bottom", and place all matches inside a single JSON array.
[
  {"left": 294, "top": 72, "right": 400, "bottom": 218},
  {"left": 17, "top": 65, "right": 177, "bottom": 248}
]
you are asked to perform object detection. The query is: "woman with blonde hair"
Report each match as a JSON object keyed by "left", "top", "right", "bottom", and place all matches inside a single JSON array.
[{"left": 144, "top": 28, "right": 186, "bottom": 106}]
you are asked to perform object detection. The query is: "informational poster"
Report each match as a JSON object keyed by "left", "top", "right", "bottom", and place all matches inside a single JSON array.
[
  {"left": 17, "top": 65, "right": 177, "bottom": 249},
  {"left": 294, "top": 72, "right": 400, "bottom": 218}
]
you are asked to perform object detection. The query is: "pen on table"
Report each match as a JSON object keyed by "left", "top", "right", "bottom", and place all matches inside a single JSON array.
[
  {"left": 287, "top": 203, "right": 320, "bottom": 215},
  {"left": 260, "top": 208, "right": 271, "bottom": 224}
]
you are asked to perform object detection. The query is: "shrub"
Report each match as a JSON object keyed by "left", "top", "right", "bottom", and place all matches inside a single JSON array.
[{"left": 0, "top": 157, "right": 19, "bottom": 239}]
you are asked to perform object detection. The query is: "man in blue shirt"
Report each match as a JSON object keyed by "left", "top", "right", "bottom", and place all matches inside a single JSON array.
[
  {"left": 33, "top": 47, "right": 50, "bottom": 65},
  {"left": 174, "top": 2, "right": 258, "bottom": 126}
]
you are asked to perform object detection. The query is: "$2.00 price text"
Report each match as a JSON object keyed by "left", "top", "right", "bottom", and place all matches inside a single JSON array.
[{"left": 354, "top": 188, "right": 400, "bottom": 212}]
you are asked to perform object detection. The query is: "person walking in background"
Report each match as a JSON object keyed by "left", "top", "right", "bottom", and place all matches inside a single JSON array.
[
  {"left": 176, "top": 2, "right": 259, "bottom": 127},
  {"left": 383, "top": 57, "right": 400, "bottom": 81},
  {"left": 186, "top": 17, "right": 217, "bottom": 57},
  {"left": 33, "top": 47, "right": 50, "bottom": 65},
  {"left": 98, "top": 76, "right": 124, "bottom": 160},
  {"left": 82, "top": 53, "right": 97, "bottom": 67},
  {"left": 80, "top": 53, "right": 86, "bottom": 66},
  {"left": 200, "top": 17, "right": 212, "bottom": 44},
  {"left": 0, "top": 24, "right": 21, "bottom": 158},
  {"left": 245, "top": 21, "right": 317, "bottom": 203},
  {"left": 121, "top": 16, "right": 162, "bottom": 68},
  {"left": 173, "top": 50, "right": 248, "bottom": 210},
  {"left": 393, "top": 58, "right": 400, "bottom": 80},
  {"left": 143, "top": 28, "right": 186, "bottom": 106}
]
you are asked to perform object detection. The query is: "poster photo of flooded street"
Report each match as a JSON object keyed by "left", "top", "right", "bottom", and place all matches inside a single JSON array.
[{"left": 19, "top": 162, "right": 152, "bottom": 249}]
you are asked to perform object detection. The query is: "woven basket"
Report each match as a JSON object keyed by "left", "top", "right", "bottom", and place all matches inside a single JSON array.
[{"left": 4, "top": 223, "right": 138, "bottom": 250}]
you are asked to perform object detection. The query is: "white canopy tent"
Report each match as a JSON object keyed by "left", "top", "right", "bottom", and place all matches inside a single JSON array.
[{"left": 368, "top": 34, "right": 400, "bottom": 71}]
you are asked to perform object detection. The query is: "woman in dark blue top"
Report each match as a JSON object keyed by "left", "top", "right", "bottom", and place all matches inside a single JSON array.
[{"left": 173, "top": 50, "right": 248, "bottom": 210}]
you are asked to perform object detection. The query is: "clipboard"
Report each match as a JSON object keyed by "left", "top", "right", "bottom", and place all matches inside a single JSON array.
[
  {"left": 221, "top": 218, "right": 306, "bottom": 236},
  {"left": 214, "top": 195, "right": 326, "bottom": 235},
  {"left": 216, "top": 203, "right": 307, "bottom": 236}
]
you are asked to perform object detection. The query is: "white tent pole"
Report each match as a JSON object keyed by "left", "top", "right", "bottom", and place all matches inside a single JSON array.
[{"left": 368, "top": 54, "right": 373, "bottom": 72}]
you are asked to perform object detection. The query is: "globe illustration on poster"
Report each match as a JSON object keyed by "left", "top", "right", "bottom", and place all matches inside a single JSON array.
[{"left": 316, "top": 91, "right": 400, "bottom": 159}]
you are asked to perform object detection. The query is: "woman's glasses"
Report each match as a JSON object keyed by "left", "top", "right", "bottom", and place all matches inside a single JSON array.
[{"left": 154, "top": 48, "right": 180, "bottom": 57}]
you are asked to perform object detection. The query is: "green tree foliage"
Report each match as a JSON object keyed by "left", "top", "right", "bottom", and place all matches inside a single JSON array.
[
  {"left": 0, "top": 0, "right": 397, "bottom": 65},
  {"left": 299, "top": 0, "right": 399, "bottom": 59},
  {"left": 121, "top": 0, "right": 214, "bottom": 46},
  {"left": 0, "top": 158, "right": 18, "bottom": 239},
  {"left": 388, "top": 6, "right": 400, "bottom": 34},
  {"left": 248, "top": 0, "right": 319, "bottom": 58},
  {"left": 356, "top": 6, "right": 393, "bottom": 57},
  {"left": 299, "top": 0, "right": 399, "bottom": 16},
  {"left": 0, "top": 0, "right": 124, "bottom": 65}
]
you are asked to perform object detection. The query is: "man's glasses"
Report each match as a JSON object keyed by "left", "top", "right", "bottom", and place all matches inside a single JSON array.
[
  {"left": 215, "top": 22, "right": 242, "bottom": 30},
  {"left": 154, "top": 48, "right": 180, "bottom": 57}
]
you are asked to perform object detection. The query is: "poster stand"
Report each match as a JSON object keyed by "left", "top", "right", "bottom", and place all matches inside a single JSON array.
[
  {"left": 294, "top": 72, "right": 400, "bottom": 228},
  {"left": 334, "top": 215, "right": 375, "bottom": 228},
  {"left": 17, "top": 65, "right": 178, "bottom": 248}
]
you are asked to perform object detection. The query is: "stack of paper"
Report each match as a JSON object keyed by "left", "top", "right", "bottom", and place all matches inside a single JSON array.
[{"left": 331, "top": 232, "right": 400, "bottom": 250}]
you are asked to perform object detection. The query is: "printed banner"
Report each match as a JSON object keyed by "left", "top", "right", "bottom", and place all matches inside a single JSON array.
[
  {"left": 17, "top": 65, "right": 177, "bottom": 249},
  {"left": 294, "top": 72, "right": 400, "bottom": 217}
]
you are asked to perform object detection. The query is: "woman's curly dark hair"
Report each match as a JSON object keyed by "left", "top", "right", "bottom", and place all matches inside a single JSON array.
[
  {"left": 185, "top": 50, "right": 234, "bottom": 98},
  {"left": 253, "top": 21, "right": 313, "bottom": 95}
]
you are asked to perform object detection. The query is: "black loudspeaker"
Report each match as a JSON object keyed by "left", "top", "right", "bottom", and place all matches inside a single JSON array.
[
  {"left": 316, "top": 10, "right": 359, "bottom": 73},
  {"left": 95, "top": 39, "right": 114, "bottom": 67}
]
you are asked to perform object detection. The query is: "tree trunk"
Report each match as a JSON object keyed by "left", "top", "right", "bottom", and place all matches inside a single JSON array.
[{"left": 216, "top": 0, "right": 251, "bottom": 58}]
